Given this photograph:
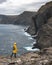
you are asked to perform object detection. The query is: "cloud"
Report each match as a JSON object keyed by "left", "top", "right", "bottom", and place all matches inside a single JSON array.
[
  {"left": 0, "top": 0, "right": 52, "bottom": 15},
  {"left": 22, "top": 2, "right": 45, "bottom": 11},
  {"left": 0, "top": 0, "right": 6, "bottom": 3}
]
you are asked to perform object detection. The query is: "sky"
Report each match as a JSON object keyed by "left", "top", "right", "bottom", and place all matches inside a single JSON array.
[{"left": 0, "top": 0, "right": 51, "bottom": 15}]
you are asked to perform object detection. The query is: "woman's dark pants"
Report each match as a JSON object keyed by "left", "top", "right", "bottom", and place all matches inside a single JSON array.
[{"left": 11, "top": 53, "right": 16, "bottom": 58}]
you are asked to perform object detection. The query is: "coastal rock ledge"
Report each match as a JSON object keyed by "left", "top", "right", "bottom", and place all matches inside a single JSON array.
[{"left": 0, "top": 47, "right": 52, "bottom": 65}]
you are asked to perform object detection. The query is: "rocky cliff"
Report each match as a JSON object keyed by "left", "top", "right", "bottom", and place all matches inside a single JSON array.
[
  {"left": 0, "top": 15, "right": 17, "bottom": 24},
  {"left": 14, "top": 11, "right": 36, "bottom": 25},
  {"left": 27, "top": 1, "right": 52, "bottom": 35},
  {"left": 36, "top": 1, "right": 52, "bottom": 49},
  {"left": 28, "top": 1, "right": 52, "bottom": 49},
  {"left": 0, "top": 11, "right": 36, "bottom": 25}
]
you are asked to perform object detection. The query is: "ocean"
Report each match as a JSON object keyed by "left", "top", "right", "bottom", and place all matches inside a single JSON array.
[{"left": 0, "top": 24, "right": 36, "bottom": 56}]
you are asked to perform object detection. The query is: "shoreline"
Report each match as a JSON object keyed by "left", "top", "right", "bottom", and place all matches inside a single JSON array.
[{"left": 0, "top": 47, "right": 52, "bottom": 65}]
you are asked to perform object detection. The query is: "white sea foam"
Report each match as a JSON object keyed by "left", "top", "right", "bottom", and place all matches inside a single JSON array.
[
  {"left": 24, "top": 32, "right": 31, "bottom": 36},
  {"left": 24, "top": 47, "right": 40, "bottom": 51},
  {"left": 28, "top": 37, "right": 33, "bottom": 40},
  {"left": 33, "top": 41, "right": 36, "bottom": 44},
  {"left": 31, "top": 42, "right": 36, "bottom": 46}
]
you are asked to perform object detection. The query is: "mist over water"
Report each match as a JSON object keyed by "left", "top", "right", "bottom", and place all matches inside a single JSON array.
[{"left": 0, "top": 24, "right": 36, "bottom": 56}]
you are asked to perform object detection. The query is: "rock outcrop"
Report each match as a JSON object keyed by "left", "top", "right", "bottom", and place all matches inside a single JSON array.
[
  {"left": 30, "top": 1, "right": 52, "bottom": 49},
  {"left": 26, "top": 1, "right": 52, "bottom": 36},
  {"left": 36, "top": 17, "right": 52, "bottom": 49},
  {"left": 36, "top": 1, "right": 52, "bottom": 49},
  {"left": 0, "top": 47, "right": 52, "bottom": 65},
  {"left": 26, "top": 19, "right": 36, "bottom": 35}
]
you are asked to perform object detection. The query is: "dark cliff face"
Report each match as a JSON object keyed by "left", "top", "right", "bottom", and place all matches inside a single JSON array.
[
  {"left": 33, "top": 2, "right": 52, "bottom": 34},
  {"left": 0, "top": 15, "right": 17, "bottom": 24},
  {"left": 26, "top": 18, "right": 36, "bottom": 35},
  {"left": 27, "top": 1, "right": 52, "bottom": 36},
  {"left": 36, "top": 17, "right": 52, "bottom": 49},
  {"left": 14, "top": 11, "right": 36, "bottom": 25},
  {"left": 32, "top": 1, "right": 52, "bottom": 49},
  {"left": 0, "top": 11, "right": 36, "bottom": 25},
  {"left": 0, "top": 15, "right": 9, "bottom": 24}
]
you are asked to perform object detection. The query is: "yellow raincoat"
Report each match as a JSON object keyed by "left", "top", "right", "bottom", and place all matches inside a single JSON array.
[{"left": 12, "top": 42, "right": 18, "bottom": 53}]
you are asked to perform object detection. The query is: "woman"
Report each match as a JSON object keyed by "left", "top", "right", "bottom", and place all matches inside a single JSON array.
[{"left": 11, "top": 42, "right": 18, "bottom": 58}]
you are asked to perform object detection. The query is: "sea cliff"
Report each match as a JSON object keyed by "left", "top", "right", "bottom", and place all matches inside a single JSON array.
[{"left": 27, "top": 1, "right": 52, "bottom": 49}]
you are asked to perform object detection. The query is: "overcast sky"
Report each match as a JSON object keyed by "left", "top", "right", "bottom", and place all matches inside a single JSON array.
[{"left": 0, "top": 0, "right": 51, "bottom": 15}]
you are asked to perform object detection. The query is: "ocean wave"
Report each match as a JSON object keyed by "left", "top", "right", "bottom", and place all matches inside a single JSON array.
[
  {"left": 24, "top": 32, "right": 31, "bottom": 36},
  {"left": 24, "top": 46, "right": 40, "bottom": 51}
]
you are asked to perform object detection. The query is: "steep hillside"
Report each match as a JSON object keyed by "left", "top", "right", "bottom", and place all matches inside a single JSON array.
[
  {"left": 30, "top": 1, "right": 52, "bottom": 49},
  {"left": 14, "top": 11, "right": 36, "bottom": 25},
  {"left": 0, "top": 15, "right": 17, "bottom": 24},
  {"left": 0, "top": 11, "right": 36, "bottom": 25}
]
